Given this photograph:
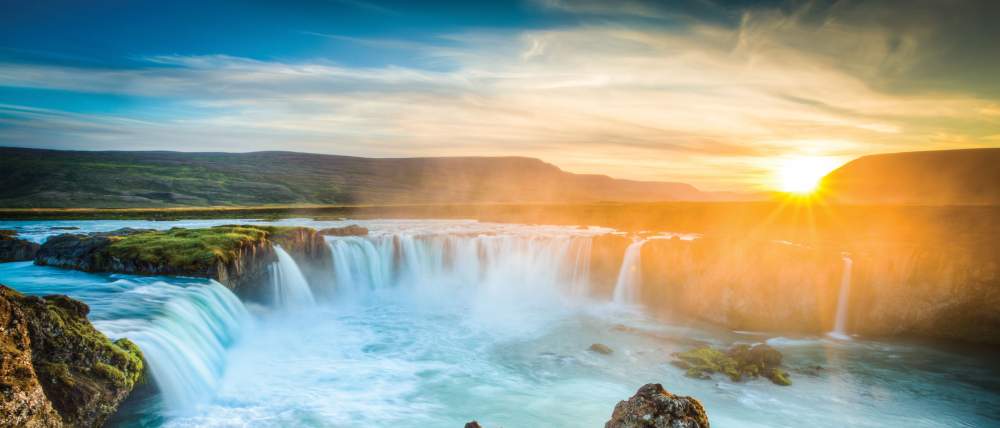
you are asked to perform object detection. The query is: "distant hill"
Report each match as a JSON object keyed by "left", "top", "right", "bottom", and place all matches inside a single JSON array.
[
  {"left": 819, "top": 148, "right": 1000, "bottom": 205},
  {"left": 0, "top": 147, "right": 740, "bottom": 208}
]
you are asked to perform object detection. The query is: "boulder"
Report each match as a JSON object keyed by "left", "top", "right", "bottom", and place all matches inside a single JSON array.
[
  {"left": 589, "top": 343, "right": 614, "bottom": 355},
  {"left": 464, "top": 422, "right": 483, "bottom": 428},
  {"left": 0, "top": 285, "right": 144, "bottom": 427},
  {"left": 0, "top": 231, "right": 40, "bottom": 262},
  {"left": 671, "top": 344, "right": 790, "bottom": 386},
  {"left": 605, "top": 383, "right": 709, "bottom": 428}
]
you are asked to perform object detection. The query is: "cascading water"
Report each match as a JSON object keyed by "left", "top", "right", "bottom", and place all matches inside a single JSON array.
[
  {"left": 612, "top": 239, "right": 646, "bottom": 305},
  {"left": 324, "top": 234, "right": 594, "bottom": 301},
  {"left": 271, "top": 246, "right": 316, "bottom": 308},
  {"left": 94, "top": 280, "right": 251, "bottom": 414},
  {"left": 829, "top": 254, "right": 854, "bottom": 339}
]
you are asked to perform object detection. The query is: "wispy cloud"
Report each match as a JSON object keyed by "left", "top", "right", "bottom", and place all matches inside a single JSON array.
[{"left": 1, "top": 1, "right": 998, "bottom": 190}]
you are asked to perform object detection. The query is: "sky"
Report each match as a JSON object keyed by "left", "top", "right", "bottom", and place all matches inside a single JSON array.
[{"left": 1, "top": 0, "right": 999, "bottom": 191}]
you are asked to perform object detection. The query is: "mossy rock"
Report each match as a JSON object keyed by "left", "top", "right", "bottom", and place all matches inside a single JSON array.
[
  {"left": 672, "top": 344, "right": 791, "bottom": 386},
  {"left": 0, "top": 286, "right": 146, "bottom": 427}
]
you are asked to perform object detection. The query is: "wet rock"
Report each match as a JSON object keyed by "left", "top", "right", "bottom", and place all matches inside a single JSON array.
[
  {"left": 318, "top": 224, "right": 369, "bottom": 237},
  {"left": 605, "top": 383, "right": 709, "bottom": 428},
  {"left": 33, "top": 234, "right": 113, "bottom": 271},
  {"left": 0, "top": 231, "right": 40, "bottom": 262},
  {"left": 0, "top": 285, "right": 144, "bottom": 427},
  {"left": 589, "top": 343, "right": 614, "bottom": 355},
  {"left": 464, "top": 421, "right": 483, "bottom": 428},
  {"left": 671, "top": 344, "right": 791, "bottom": 386}
]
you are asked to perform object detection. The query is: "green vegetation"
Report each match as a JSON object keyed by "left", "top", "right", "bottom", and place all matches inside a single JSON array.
[
  {"left": 672, "top": 344, "right": 791, "bottom": 386},
  {"left": 106, "top": 225, "right": 303, "bottom": 272},
  {"left": 0, "top": 147, "right": 708, "bottom": 208}
]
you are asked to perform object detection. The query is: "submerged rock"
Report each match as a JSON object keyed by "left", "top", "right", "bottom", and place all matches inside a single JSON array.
[
  {"left": 671, "top": 344, "right": 791, "bottom": 386},
  {"left": 0, "top": 285, "right": 144, "bottom": 427},
  {"left": 318, "top": 224, "right": 369, "bottom": 237},
  {"left": 589, "top": 343, "right": 614, "bottom": 355},
  {"left": 605, "top": 383, "right": 709, "bottom": 428},
  {"left": 0, "top": 231, "right": 40, "bottom": 262}
]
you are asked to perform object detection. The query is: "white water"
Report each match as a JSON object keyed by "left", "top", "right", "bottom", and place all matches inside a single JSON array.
[
  {"left": 104, "top": 281, "right": 251, "bottom": 414},
  {"left": 612, "top": 239, "right": 646, "bottom": 305},
  {"left": 1, "top": 220, "right": 996, "bottom": 428},
  {"left": 325, "top": 234, "right": 594, "bottom": 304},
  {"left": 271, "top": 246, "right": 316, "bottom": 309},
  {"left": 829, "top": 255, "right": 854, "bottom": 340}
]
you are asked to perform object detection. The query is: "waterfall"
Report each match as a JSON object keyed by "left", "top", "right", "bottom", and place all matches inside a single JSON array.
[
  {"left": 99, "top": 280, "right": 250, "bottom": 414},
  {"left": 323, "top": 234, "right": 594, "bottom": 299},
  {"left": 612, "top": 239, "right": 647, "bottom": 305},
  {"left": 830, "top": 254, "right": 854, "bottom": 339},
  {"left": 271, "top": 246, "right": 316, "bottom": 308}
]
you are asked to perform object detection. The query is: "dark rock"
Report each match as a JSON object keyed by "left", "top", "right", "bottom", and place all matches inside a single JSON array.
[
  {"left": 605, "top": 383, "right": 709, "bottom": 428},
  {"left": 589, "top": 343, "right": 614, "bottom": 355},
  {"left": 34, "top": 234, "right": 114, "bottom": 271},
  {"left": 464, "top": 421, "right": 483, "bottom": 428},
  {"left": 0, "top": 232, "right": 40, "bottom": 262},
  {"left": 671, "top": 344, "right": 791, "bottom": 386},
  {"left": 0, "top": 285, "right": 144, "bottom": 427},
  {"left": 318, "top": 224, "right": 369, "bottom": 237}
]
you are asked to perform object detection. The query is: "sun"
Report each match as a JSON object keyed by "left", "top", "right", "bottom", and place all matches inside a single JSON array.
[{"left": 776, "top": 156, "right": 840, "bottom": 194}]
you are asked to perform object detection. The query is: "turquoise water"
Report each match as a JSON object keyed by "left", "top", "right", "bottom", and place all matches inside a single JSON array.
[{"left": 1, "top": 220, "right": 998, "bottom": 427}]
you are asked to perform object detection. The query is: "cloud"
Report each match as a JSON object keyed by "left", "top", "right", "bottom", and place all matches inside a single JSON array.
[{"left": 1, "top": 2, "right": 998, "bottom": 190}]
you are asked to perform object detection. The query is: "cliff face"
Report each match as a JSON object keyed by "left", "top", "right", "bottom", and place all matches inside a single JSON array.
[
  {"left": 0, "top": 286, "right": 144, "bottom": 427},
  {"left": 631, "top": 237, "right": 1000, "bottom": 344},
  {"left": 33, "top": 226, "right": 330, "bottom": 300}
]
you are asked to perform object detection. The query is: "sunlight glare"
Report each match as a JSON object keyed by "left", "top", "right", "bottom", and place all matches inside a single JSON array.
[{"left": 777, "top": 156, "right": 841, "bottom": 194}]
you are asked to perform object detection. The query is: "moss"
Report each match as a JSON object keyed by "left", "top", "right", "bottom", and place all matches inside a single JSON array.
[
  {"left": 672, "top": 344, "right": 791, "bottom": 386},
  {"left": 93, "top": 362, "right": 127, "bottom": 386},
  {"left": 106, "top": 226, "right": 276, "bottom": 272},
  {"left": 36, "top": 362, "right": 74, "bottom": 387},
  {"left": 768, "top": 368, "right": 792, "bottom": 386}
]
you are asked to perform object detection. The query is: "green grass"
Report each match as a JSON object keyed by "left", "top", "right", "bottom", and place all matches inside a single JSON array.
[{"left": 106, "top": 225, "right": 302, "bottom": 272}]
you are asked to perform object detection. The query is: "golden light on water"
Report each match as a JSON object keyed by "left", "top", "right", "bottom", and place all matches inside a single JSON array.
[{"left": 775, "top": 156, "right": 842, "bottom": 194}]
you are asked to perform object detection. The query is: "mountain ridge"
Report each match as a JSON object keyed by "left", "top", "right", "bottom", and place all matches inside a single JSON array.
[
  {"left": 0, "top": 147, "right": 732, "bottom": 208},
  {"left": 819, "top": 147, "right": 1000, "bottom": 206}
]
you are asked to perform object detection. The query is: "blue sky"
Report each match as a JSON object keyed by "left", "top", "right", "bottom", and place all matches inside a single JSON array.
[{"left": 1, "top": 0, "right": 998, "bottom": 190}]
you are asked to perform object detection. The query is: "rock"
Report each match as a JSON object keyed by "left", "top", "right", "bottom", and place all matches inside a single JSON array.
[
  {"left": 318, "top": 224, "right": 369, "bottom": 237},
  {"left": 464, "top": 421, "right": 483, "bottom": 428},
  {"left": 605, "top": 383, "right": 709, "bottom": 428},
  {"left": 671, "top": 344, "right": 791, "bottom": 386},
  {"left": 0, "top": 285, "right": 144, "bottom": 427},
  {"left": 32, "top": 226, "right": 330, "bottom": 300},
  {"left": 33, "top": 234, "right": 113, "bottom": 271},
  {"left": 0, "top": 232, "right": 40, "bottom": 262},
  {"left": 589, "top": 343, "right": 614, "bottom": 355}
]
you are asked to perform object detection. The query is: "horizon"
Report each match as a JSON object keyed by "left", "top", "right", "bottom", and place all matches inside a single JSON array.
[
  {"left": 2, "top": 1, "right": 999, "bottom": 192},
  {"left": 4, "top": 144, "right": 997, "bottom": 195}
]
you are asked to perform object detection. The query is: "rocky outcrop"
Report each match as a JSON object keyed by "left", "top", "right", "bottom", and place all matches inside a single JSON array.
[
  {"left": 318, "top": 224, "right": 369, "bottom": 236},
  {"left": 0, "top": 230, "right": 40, "bottom": 262},
  {"left": 33, "top": 226, "right": 330, "bottom": 300},
  {"left": 0, "top": 286, "right": 144, "bottom": 427},
  {"left": 605, "top": 383, "right": 709, "bottom": 428},
  {"left": 634, "top": 236, "right": 1000, "bottom": 344},
  {"left": 671, "top": 344, "right": 790, "bottom": 386}
]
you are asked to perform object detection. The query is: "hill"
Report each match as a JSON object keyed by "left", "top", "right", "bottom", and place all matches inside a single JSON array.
[
  {"left": 819, "top": 148, "right": 1000, "bottom": 205},
  {"left": 0, "top": 147, "right": 733, "bottom": 208}
]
